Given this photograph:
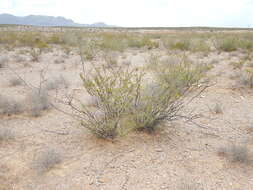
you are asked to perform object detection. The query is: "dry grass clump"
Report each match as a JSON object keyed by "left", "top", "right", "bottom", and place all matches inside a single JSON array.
[
  {"left": 218, "top": 144, "right": 251, "bottom": 164},
  {"left": 44, "top": 76, "right": 69, "bottom": 91},
  {"left": 230, "top": 61, "right": 245, "bottom": 70},
  {"left": 27, "top": 90, "right": 51, "bottom": 117},
  {"left": 9, "top": 77, "right": 23, "bottom": 86},
  {"left": 33, "top": 149, "right": 62, "bottom": 174},
  {"left": 213, "top": 103, "right": 223, "bottom": 114},
  {"left": 29, "top": 48, "right": 41, "bottom": 62},
  {"left": 0, "top": 128, "right": 14, "bottom": 143},
  {"left": 215, "top": 37, "right": 238, "bottom": 52},
  {"left": 127, "top": 35, "right": 159, "bottom": 49},
  {"left": 166, "top": 39, "right": 191, "bottom": 51},
  {"left": 0, "top": 95, "right": 24, "bottom": 116},
  {"left": 0, "top": 55, "right": 9, "bottom": 68},
  {"left": 238, "top": 70, "right": 253, "bottom": 88}
]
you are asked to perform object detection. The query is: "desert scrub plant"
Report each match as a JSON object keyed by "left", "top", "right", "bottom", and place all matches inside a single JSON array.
[
  {"left": 218, "top": 144, "right": 251, "bottom": 164},
  {"left": 27, "top": 90, "right": 51, "bottom": 117},
  {"left": 0, "top": 55, "right": 9, "bottom": 68},
  {"left": 9, "top": 77, "right": 23, "bottom": 86},
  {"left": 237, "top": 69, "right": 253, "bottom": 88},
  {"left": 76, "top": 54, "right": 207, "bottom": 138},
  {"left": 215, "top": 37, "right": 239, "bottom": 52},
  {"left": 133, "top": 59, "right": 206, "bottom": 132},
  {"left": 0, "top": 95, "right": 24, "bottom": 116},
  {"left": 0, "top": 128, "right": 14, "bottom": 143},
  {"left": 127, "top": 35, "right": 159, "bottom": 49},
  {"left": 212, "top": 102, "right": 223, "bottom": 114},
  {"left": 162, "top": 37, "right": 191, "bottom": 51},
  {"left": 33, "top": 149, "right": 62, "bottom": 174},
  {"left": 79, "top": 66, "right": 143, "bottom": 139},
  {"left": 191, "top": 39, "right": 210, "bottom": 52},
  {"left": 29, "top": 48, "right": 41, "bottom": 62},
  {"left": 98, "top": 33, "right": 127, "bottom": 52},
  {"left": 44, "top": 76, "right": 69, "bottom": 90},
  {"left": 230, "top": 60, "right": 245, "bottom": 70}
]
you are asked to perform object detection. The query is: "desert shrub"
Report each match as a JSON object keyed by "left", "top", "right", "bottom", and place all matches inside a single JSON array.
[
  {"left": 238, "top": 70, "right": 253, "bottom": 88},
  {"left": 162, "top": 37, "right": 191, "bottom": 51},
  {"left": 15, "top": 55, "right": 26, "bottom": 63},
  {"left": 213, "top": 103, "right": 223, "bottom": 114},
  {"left": 98, "top": 33, "right": 127, "bottom": 52},
  {"left": 80, "top": 66, "right": 143, "bottom": 139},
  {"left": 54, "top": 58, "right": 65, "bottom": 64},
  {"left": 80, "top": 39, "right": 98, "bottom": 61},
  {"left": 27, "top": 90, "right": 51, "bottom": 117},
  {"left": 103, "top": 52, "right": 119, "bottom": 68},
  {"left": 0, "top": 56, "right": 9, "bottom": 68},
  {"left": 33, "top": 149, "right": 62, "bottom": 174},
  {"left": 44, "top": 76, "right": 69, "bottom": 90},
  {"left": 9, "top": 77, "right": 23, "bottom": 86},
  {"left": 0, "top": 95, "right": 24, "bottom": 116},
  {"left": 30, "top": 48, "right": 41, "bottom": 62},
  {"left": 127, "top": 35, "right": 159, "bottom": 49},
  {"left": 218, "top": 144, "right": 251, "bottom": 164},
  {"left": 216, "top": 37, "right": 238, "bottom": 52},
  {"left": 77, "top": 54, "right": 206, "bottom": 139},
  {"left": 230, "top": 61, "right": 245, "bottom": 69},
  {"left": 48, "top": 33, "right": 63, "bottom": 44},
  {"left": 133, "top": 59, "right": 206, "bottom": 132},
  {"left": 191, "top": 39, "right": 210, "bottom": 52},
  {"left": 0, "top": 128, "right": 14, "bottom": 143}
]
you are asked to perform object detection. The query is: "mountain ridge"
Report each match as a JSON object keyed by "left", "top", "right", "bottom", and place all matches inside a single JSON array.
[{"left": 0, "top": 13, "right": 113, "bottom": 27}]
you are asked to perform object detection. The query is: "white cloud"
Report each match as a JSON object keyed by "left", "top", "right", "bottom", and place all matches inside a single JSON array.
[{"left": 0, "top": 0, "right": 252, "bottom": 27}]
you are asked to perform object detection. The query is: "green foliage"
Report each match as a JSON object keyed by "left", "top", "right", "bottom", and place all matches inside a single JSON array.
[
  {"left": 127, "top": 35, "right": 159, "bottom": 49},
  {"left": 230, "top": 61, "right": 245, "bottom": 69},
  {"left": 80, "top": 66, "right": 143, "bottom": 139},
  {"left": 78, "top": 54, "right": 207, "bottom": 139},
  {"left": 216, "top": 37, "right": 238, "bottom": 52}
]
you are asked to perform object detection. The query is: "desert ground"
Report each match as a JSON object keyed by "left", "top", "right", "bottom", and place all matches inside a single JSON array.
[{"left": 0, "top": 27, "right": 253, "bottom": 190}]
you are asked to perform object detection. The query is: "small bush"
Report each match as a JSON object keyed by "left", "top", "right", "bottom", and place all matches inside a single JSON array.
[
  {"left": 78, "top": 55, "right": 206, "bottom": 139},
  {"left": 216, "top": 37, "right": 238, "bottom": 52},
  {"left": 44, "top": 76, "right": 69, "bottom": 90},
  {"left": 33, "top": 149, "right": 62, "bottom": 174},
  {"left": 238, "top": 70, "right": 253, "bottom": 88},
  {"left": 218, "top": 144, "right": 251, "bottom": 164},
  {"left": 80, "top": 66, "right": 143, "bottom": 139},
  {"left": 0, "top": 128, "right": 14, "bottom": 143},
  {"left": 213, "top": 103, "right": 223, "bottom": 114},
  {"left": 9, "top": 77, "right": 23, "bottom": 86},
  {"left": 0, "top": 56, "right": 8, "bottom": 68},
  {"left": 230, "top": 61, "right": 245, "bottom": 70},
  {"left": 30, "top": 48, "right": 41, "bottom": 62},
  {"left": 163, "top": 38, "right": 191, "bottom": 51},
  {"left": 27, "top": 90, "right": 51, "bottom": 117},
  {"left": 0, "top": 95, "right": 24, "bottom": 116}
]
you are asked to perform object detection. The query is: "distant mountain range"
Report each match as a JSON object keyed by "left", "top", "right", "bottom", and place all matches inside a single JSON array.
[{"left": 0, "top": 14, "right": 114, "bottom": 27}]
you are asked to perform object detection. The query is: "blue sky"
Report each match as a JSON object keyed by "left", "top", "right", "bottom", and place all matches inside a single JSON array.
[{"left": 1, "top": 0, "right": 253, "bottom": 27}]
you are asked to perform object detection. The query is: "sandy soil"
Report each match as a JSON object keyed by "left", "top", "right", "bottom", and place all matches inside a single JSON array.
[{"left": 0, "top": 40, "right": 253, "bottom": 190}]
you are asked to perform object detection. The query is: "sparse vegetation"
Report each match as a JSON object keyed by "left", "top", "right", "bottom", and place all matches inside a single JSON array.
[
  {"left": 213, "top": 102, "right": 223, "bottom": 114},
  {"left": 238, "top": 70, "right": 253, "bottom": 88},
  {"left": 0, "top": 128, "right": 14, "bottom": 143},
  {"left": 0, "top": 56, "right": 8, "bottom": 68},
  {"left": 33, "top": 149, "right": 62, "bottom": 174},
  {"left": 76, "top": 51, "right": 207, "bottom": 139},
  {"left": 9, "top": 77, "right": 23, "bottom": 86},
  {"left": 230, "top": 60, "right": 245, "bottom": 69},
  {"left": 0, "top": 95, "right": 24, "bottom": 116},
  {"left": 44, "top": 76, "right": 69, "bottom": 90},
  {"left": 27, "top": 90, "right": 51, "bottom": 117},
  {"left": 218, "top": 144, "right": 251, "bottom": 164}
]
